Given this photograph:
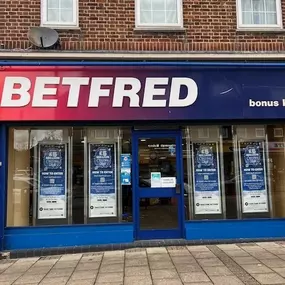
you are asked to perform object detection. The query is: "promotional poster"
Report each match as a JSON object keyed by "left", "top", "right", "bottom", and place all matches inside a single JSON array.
[
  {"left": 120, "top": 154, "right": 131, "bottom": 185},
  {"left": 89, "top": 144, "right": 116, "bottom": 218},
  {"left": 38, "top": 144, "right": 67, "bottom": 219},
  {"left": 239, "top": 141, "right": 268, "bottom": 213},
  {"left": 192, "top": 142, "right": 222, "bottom": 215}
]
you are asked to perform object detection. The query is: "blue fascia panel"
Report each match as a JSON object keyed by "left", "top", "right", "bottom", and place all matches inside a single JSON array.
[
  {"left": 4, "top": 223, "right": 134, "bottom": 250},
  {"left": 185, "top": 219, "right": 285, "bottom": 240}
]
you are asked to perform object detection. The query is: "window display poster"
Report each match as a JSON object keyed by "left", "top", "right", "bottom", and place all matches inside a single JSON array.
[
  {"left": 120, "top": 154, "right": 131, "bottom": 185},
  {"left": 38, "top": 144, "right": 67, "bottom": 219},
  {"left": 89, "top": 144, "right": 116, "bottom": 218},
  {"left": 240, "top": 141, "right": 268, "bottom": 213},
  {"left": 193, "top": 142, "right": 222, "bottom": 214},
  {"left": 151, "top": 172, "right": 161, "bottom": 188}
]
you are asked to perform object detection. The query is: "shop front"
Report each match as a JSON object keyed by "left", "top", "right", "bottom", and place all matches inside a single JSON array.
[{"left": 1, "top": 62, "right": 285, "bottom": 251}]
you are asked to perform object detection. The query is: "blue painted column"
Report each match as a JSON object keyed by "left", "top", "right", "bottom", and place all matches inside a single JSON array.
[{"left": 0, "top": 124, "right": 7, "bottom": 251}]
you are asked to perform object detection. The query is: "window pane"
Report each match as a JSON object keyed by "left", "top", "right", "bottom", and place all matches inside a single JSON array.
[
  {"left": 47, "top": 9, "right": 59, "bottom": 22},
  {"left": 242, "top": 11, "right": 253, "bottom": 24},
  {"left": 252, "top": 0, "right": 264, "bottom": 11},
  {"left": 60, "top": 0, "right": 73, "bottom": 9},
  {"left": 267, "top": 12, "right": 277, "bottom": 24},
  {"left": 166, "top": 10, "right": 178, "bottom": 24},
  {"left": 241, "top": 0, "right": 252, "bottom": 11},
  {"left": 152, "top": 10, "right": 166, "bottom": 23},
  {"left": 140, "top": 10, "right": 152, "bottom": 23},
  {"left": 265, "top": 0, "right": 277, "bottom": 12},
  {"left": 166, "top": 0, "right": 176, "bottom": 10},
  {"left": 60, "top": 9, "right": 73, "bottom": 22},
  {"left": 152, "top": 0, "right": 165, "bottom": 11},
  {"left": 47, "top": 0, "right": 58, "bottom": 9},
  {"left": 140, "top": 0, "right": 151, "bottom": 10},
  {"left": 253, "top": 12, "right": 265, "bottom": 24}
]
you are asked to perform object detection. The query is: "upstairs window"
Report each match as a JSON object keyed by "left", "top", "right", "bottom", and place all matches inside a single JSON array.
[
  {"left": 237, "top": 0, "right": 282, "bottom": 29},
  {"left": 41, "top": 0, "right": 78, "bottom": 28},
  {"left": 136, "top": 0, "right": 183, "bottom": 29}
]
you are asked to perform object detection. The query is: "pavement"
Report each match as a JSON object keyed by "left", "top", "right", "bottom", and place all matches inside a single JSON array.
[{"left": 2, "top": 242, "right": 285, "bottom": 285}]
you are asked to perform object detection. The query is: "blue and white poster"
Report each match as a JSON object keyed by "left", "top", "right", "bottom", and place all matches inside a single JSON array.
[
  {"left": 192, "top": 142, "right": 222, "bottom": 214},
  {"left": 89, "top": 144, "right": 116, "bottom": 218},
  {"left": 239, "top": 141, "right": 268, "bottom": 213},
  {"left": 120, "top": 154, "right": 131, "bottom": 185},
  {"left": 38, "top": 144, "right": 67, "bottom": 219}
]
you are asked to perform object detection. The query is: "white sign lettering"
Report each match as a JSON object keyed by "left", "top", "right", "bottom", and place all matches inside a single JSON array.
[{"left": 1, "top": 76, "right": 198, "bottom": 108}]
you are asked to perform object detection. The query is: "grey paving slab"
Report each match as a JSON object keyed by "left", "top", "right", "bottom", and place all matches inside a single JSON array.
[
  {"left": 232, "top": 256, "right": 260, "bottom": 265},
  {"left": 53, "top": 261, "right": 78, "bottom": 269},
  {"left": 191, "top": 251, "right": 216, "bottom": 259},
  {"left": 260, "top": 258, "right": 285, "bottom": 268},
  {"left": 241, "top": 264, "right": 273, "bottom": 274},
  {"left": 124, "top": 266, "right": 151, "bottom": 277},
  {"left": 174, "top": 263, "right": 203, "bottom": 273},
  {"left": 0, "top": 272, "right": 22, "bottom": 282},
  {"left": 124, "top": 275, "right": 152, "bottom": 285},
  {"left": 251, "top": 273, "right": 285, "bottom": 284},
  {"left": 104, "top": 251, "right": 124, "bottom": 258},
  {"left": 179, "top": 272, "right": 211, "bottom": 283},
  {"left": 96, "top": 272, "right": 124, "bottom": 283},
  {"left": 249, "top": 252, "right": 277, "bottom": 259},
  {"left": 186, "top": 246, "right": 210, "bottom": 252},
  {"left": 81, "top": 253, "right": 103, "bottom": 262},
  {"left": 272, "top": 267, "right": 285, "bottom": 277},
  {"left": 125, "top": 251, "right": 147, "bottom": 259},
  {"left": 39, "top": 276, "right": 69, "bottom": 285},
  {"left": 59, "top": 254, "right": 82, "bottom": 262},
  {"left": 183, "top": 283, "right": 213, "bottom": 285},
  {"left": 147, "top": 247, "right": 168, "bottom": 254},
  {"left": 46, "top": 268, "right": 74, "bottom": 278},
  {"left": 148, "top": 254, "right": 172, "bottom": 262},
  {"left": 210, "top": 276, "right": 245, "bottom": 285},
  {"left": 149, "top": 262, "right": 175, "bottom": 270},
  {"left": 125, "top": 258, "right": 148, "bottom": 267},
  {"left": 99, "top": 263, "right": 124, "bottom": 273},
  {"left": 14, "top": 274, "right": 45, "bottom": 284},
  {"left": 67, "top": 279, "right": 96, "bottom": 285},
  {"left": 217, "top": 244, "right": 241, "bottom": 251},
  {"left": 151, "top": 269, "right": 179, "bottom": 279},
  {"left": 152, "top": 279, "right": 182, "bottom": 285},
  {"left": 70, "top": 270, "right": 98, "bottom": 280},
  {"left": 76, "top": 262, "right": 101, "bottom": 271},
  {"left": 202, "top": 266, "right": 234, "bottom": 276},
  {"left": 197, "top": 258, "right": 224, "bottom": 267},
  {"left": 224, "top": 250, "right": 250, "bottom": 257},
  {"left": 171, "top": 256, "right": 197, "bottom": 264}
]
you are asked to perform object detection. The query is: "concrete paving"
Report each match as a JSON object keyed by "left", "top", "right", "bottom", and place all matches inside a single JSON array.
[{"left": 2, "top": 242, "right": 285, "bottom": 284}]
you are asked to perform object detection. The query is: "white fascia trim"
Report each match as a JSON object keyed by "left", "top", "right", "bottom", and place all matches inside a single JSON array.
[{"left": 1, "top": 52, "right": 285, "bottom": 60}]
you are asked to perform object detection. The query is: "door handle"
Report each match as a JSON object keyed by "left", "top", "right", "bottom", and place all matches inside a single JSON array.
[{"left": 175, "top": 183, "right": 181, "bottom": 194}]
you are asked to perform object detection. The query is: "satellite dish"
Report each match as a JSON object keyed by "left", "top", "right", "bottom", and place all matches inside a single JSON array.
[{"left": 28, "top": 27, "right": 59, "bottom": 48}]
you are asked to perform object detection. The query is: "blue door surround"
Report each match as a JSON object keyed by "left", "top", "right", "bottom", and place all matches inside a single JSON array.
[{"left": 132, "top": 130, "right": 185, "bottom": 240}]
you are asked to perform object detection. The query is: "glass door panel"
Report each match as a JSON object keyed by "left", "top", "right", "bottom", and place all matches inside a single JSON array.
[{"left": 133, "top": 131, "right": 184, "bottom": 240}]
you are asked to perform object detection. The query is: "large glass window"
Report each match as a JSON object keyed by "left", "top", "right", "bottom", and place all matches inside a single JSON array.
[
  {"left": 6, "top": 127, "right": 133, "bottom": 227},
  {"left": 184, "top": 124, "right": 285, "bottom": 221}
]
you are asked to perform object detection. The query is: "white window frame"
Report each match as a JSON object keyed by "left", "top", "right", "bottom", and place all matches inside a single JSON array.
[
  {"left": 41, "top": 0, "right": 79, "bottom": 29},
  {"left": 236, "top": 0, "right": 282, "bottom": 29},
  {"left": 135, "top": 0, "right": 183, "bottom": 29}
]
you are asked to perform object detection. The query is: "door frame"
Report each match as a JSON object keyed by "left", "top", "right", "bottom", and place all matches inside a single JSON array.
[{"left": 132, "top": 129, "right": 185, "bottom": 240}]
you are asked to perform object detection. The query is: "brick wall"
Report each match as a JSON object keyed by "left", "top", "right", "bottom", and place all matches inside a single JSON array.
[{"left": 1, "top": 0, "right": 285, "bottom": 52}]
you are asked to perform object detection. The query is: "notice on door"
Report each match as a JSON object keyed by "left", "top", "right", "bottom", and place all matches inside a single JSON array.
[
  {"left": 239, "top": 141, "right": 268, "bottom": 213},
  {"left": 193, "top": 142, "right": 222, "bottom": 215},
  {"left": 151, "top": 172, "right": 161, "bottom": 188},
  {"left": 38, "top": 144, "right": 67, "bottom": 219},
  {"left": 89, "top": 144, "right": 117, "bottom": 218}
]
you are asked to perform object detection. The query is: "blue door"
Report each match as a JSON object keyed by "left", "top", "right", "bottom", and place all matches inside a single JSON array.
[{"left": 132, "top": 130, "right": 184, "bottom": 240}]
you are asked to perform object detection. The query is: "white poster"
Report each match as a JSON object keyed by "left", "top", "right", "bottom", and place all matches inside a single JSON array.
[
  {"left": 151, "top": 172, "right": 161, "bottom": 188},
  {"left": 38, "top": 144, "right": 67, "bottom": 219},
  {"left": 239, "top": 141, "right": 269, "bottom": 213},
  {"left": 161, "top": 177, "right": 176, "bottom": 187},
  {"left": 89, "top": 144, "right": 117, "bottom": 218},
  {"left": 192, "top": 142, "right": 222, "bottom": 215}
]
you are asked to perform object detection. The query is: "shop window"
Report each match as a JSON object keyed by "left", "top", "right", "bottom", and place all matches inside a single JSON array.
[
  {"left": 135, "top": 0, "right": 183, "bottom": 29},
  {"left": 237, "top": 0, "right": 282, "bottom": 29},
  {"left": 41, "top": 0, "right": 78, "bottom": 28},
  {"left": 6, "top": 127, "right": 133, "bottom": 227},
  {"left": 183, "top": 124, "right": 285, "bottom": 221}
]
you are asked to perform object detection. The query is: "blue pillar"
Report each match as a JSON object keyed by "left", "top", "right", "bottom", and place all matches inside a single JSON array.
[{"left": 0, "top": 124, "right": 7, "bottom": 251}]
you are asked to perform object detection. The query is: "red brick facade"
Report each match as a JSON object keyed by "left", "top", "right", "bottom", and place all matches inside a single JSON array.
[{"left": 1, "top": 0, "right": 285, "bottom": 52}]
